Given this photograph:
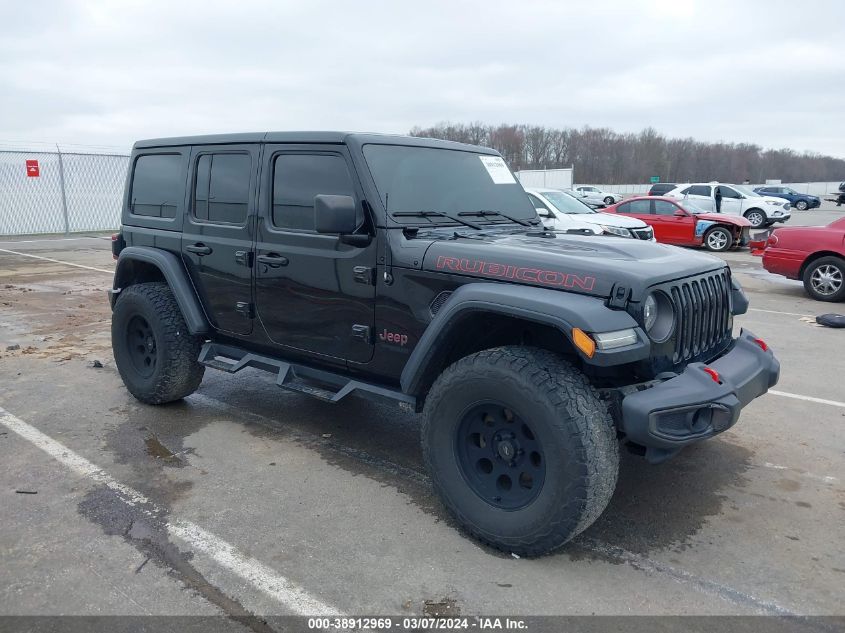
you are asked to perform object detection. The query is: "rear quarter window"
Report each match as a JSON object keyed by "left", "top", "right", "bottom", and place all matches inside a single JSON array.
[{"left": 129, "top": 153, "right": 184, "bottom": 219}]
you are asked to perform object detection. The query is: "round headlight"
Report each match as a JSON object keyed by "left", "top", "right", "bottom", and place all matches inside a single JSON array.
[
  {"left": 643, "top": 294, "right": 658, "bottom": 331},
  {"left": 643, "top": 292, "right": 675, "bottom": 342}
]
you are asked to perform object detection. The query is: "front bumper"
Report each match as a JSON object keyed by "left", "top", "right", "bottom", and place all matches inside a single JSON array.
[
  {"left": 769, "top": 210, "right": 791, "bottom": 223},
  {"left": 619, "top": 329, "right": 779, "bottom": 462}
]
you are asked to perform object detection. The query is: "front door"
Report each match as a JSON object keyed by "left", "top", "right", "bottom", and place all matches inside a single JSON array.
[
  {"left": 652, "top": 199, "right": 695, "bottom": 244},
  {"left": 255, "top": 145, "right": 377, "bottom": 363},
  {"left": 181, "top": 144, "right": 259, "bottom": 335},
  {"left": 717, "top": 185, "right": 743, "bottom": 217}
]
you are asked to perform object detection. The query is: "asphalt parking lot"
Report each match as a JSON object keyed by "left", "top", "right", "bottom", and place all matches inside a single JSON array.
[{"left": 1, "top": 208, "right": 844, "bottom": 628}]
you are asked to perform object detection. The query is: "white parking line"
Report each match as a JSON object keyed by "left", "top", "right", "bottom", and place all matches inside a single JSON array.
[
  {"left": 0, "top": 405, "right": 342, "bottom": 617},
  {"left": 747, "top": 308, "right": 813, "bottom": 318},
  {"left": 0, "top": 247, "right": 113, "bottom": 274},
  {"left": 0, "top": 236, "right": 110, "bottom": 244},
  {"left": 769, "top": 389, "right": 845, "bottom": 409}
]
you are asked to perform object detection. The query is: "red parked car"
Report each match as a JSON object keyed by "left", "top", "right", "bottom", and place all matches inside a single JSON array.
[
  {"left": 760, "top": 217, "right": 845, "bottom": 302},
  {"left": 603, "top": 196, "right": 752, "bottom": 252}
]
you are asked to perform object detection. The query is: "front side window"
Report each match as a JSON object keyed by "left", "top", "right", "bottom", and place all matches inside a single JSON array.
[
  {"left": 194, "top": 153, "right": 251, "bottom": 224},
  {"left": 272, "top": 154, "right": 354, "bottom": 231},
  {"left": 653, "top": 200, "right": 680, "bottom": 216},
  {"left": 718, "top": 186, "right": 741, "bottom": 199},
  {"left": 130, "top": 154, "right": 183, "bottom": 218}
]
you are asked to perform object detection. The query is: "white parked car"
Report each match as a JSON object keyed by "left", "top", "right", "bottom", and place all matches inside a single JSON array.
[
  {"left": 570, "top": 186, "right": 624, "bottom": 206},
  {"left": 525, "top": 188, "right": 655, "bottom": 240},
  {"left": 665, "top": 183, "right": 792, "bottom": 229}
]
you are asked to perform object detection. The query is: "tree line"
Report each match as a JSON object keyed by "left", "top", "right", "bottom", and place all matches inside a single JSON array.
[{"left": 408, "top": 122, "right": 845, "bottom": 184}]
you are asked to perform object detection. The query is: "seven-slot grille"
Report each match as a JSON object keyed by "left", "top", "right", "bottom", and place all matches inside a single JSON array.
[
  {"left": 667, "top": 269, "right": 732, "bottom": 363},
  {"left": 632, "top": 227, "right": 654, "bottom": 240}
]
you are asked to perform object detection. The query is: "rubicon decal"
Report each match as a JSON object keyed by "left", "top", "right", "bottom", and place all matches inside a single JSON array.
[{"left": 435, "top": 256, "right": 596, "bottom": 291}]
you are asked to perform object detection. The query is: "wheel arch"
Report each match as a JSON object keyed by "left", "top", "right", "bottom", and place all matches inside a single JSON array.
[
  {"left": 400, "top": 283, "right": 647, "bottom": 397},
  {"left": 112, "top": 246, "right": 210, "bottom": 334},
  {"left": 799, "top": 251, "right": 845, "bottom": 278}
]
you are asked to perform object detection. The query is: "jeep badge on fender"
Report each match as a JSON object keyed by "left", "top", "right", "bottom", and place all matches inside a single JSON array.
[{"left": 109, "top": 132, "right": 779, "bottom": 557}]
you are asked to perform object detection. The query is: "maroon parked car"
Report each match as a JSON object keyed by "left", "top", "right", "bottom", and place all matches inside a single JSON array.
[{"left": 759, "top": 217, "right": 845, "bottom": 301}]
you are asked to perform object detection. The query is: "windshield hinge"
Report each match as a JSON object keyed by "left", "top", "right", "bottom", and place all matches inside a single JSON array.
[{"left": 608, "top": 284, "right": 630, "bottom": 309}]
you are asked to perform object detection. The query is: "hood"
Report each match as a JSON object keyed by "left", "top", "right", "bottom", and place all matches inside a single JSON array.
[
  {"left": 693, "top": 213, "right": 752, "bottom": 227},
  {"left": 421, "top": 229, "right": 725, "bottom": 301},
  {"left": 576, "top": 212, "right": 647, "bottom": 229},
  {"left": 755, "top": 195, "right": 790, "bottom": 206}
]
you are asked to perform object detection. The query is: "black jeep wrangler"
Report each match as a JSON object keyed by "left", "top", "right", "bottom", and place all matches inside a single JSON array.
[{"left": 110, "top": 132, "right": 779, "bottom": 556}]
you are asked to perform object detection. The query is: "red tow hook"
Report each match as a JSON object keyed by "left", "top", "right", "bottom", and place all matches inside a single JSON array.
[{"left": 703, "top": 367, "right": 721, "bottom": 384}]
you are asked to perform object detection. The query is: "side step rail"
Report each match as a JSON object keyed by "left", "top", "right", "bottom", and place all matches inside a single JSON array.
[{"left": 198, "top": 342, "right": 418, "bottom": 411}]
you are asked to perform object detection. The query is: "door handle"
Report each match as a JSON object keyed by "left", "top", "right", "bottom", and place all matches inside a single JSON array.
[
  {"left": 256, "top": 253, "right": 288, "bottom": 268},
  {"left": 186, "top": 244, "right": 212, "bottom": 256}
]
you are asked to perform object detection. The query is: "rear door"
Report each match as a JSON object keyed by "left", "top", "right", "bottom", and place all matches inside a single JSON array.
[
  {"left": 254, "top": 145, "right": 377, "bottom": 363},
  {"left": 682, "top": 185, "right": 715, "bottom": 211},
  {"left": 181, "top": 144, "right": 259, "bottom": 335},
  {"left": 614, "top": 199, "right": 658, "bottom": 235}
]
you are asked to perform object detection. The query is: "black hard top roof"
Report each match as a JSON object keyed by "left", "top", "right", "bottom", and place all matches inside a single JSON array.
[{"left": 133, "top": 132, "right": 498, "bottom": 154}]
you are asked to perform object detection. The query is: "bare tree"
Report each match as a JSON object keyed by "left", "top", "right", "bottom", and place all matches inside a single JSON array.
[{"left": 409, "top": 122, "right": 845, "bottom": 183}]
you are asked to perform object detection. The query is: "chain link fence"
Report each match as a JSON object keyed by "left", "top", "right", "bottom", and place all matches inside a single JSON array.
[{"left": 0, "top": 149, "right": 129, "bottom": 236}]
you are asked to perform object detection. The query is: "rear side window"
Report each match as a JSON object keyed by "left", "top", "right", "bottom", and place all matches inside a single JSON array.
[
  {"left": 130, "top": 154, "right": 183, "bottom": 218},
  {"left": 618, "top": 199, "right": 651, "bottom": 214},
  {"left": 194, "top": 153, "right": 251, "bottom": 224},
  {"left": 685, "top": 185, "right": 712, "bottom": 196},
  {"left": 272, "top": 154, "right": 354, "bottom": 231}
]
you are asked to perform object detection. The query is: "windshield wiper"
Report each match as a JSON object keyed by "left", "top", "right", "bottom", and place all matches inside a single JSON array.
[
  {"left": 457, "top": 210, "right": 537, "bottom": 227},
  {"left": 390, "top": 210, "right": 482, "bottom": 230}
]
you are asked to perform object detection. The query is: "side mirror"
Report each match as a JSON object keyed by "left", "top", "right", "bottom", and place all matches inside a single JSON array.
[
  {"left": 314, "top": 194, "right": 361, "bottom": 235},
  {"left": 536, "top": 207, "right": 552, "bottom": 218},
  {"left": 674, "top": 209, "right": 687, "bottom": 217}
]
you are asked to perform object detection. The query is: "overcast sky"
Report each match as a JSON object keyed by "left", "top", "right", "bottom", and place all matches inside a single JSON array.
[{"left": 2, "top": 0, "right": 843, "bottom": 156}]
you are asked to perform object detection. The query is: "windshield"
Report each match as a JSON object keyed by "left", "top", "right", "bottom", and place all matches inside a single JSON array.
[
  {"left": 363, "top": 144, "right": 537, "bottom": 224},
  {"left": 733, "top": 185, "right": 760, "bottom": 197},
  {"left": 539, "top": 190, "right": 595, "bottom": 214},
  {"left": 683, "top": 201, "right": 711, "bottom": 214}
]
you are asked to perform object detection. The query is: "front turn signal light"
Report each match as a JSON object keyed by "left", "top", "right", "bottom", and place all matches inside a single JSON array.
[{"left": 572, "top": 328, "right": 596, "bottom": 358}]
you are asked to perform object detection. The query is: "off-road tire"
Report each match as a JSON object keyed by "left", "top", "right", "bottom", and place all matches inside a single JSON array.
[
  {"left": 802, "top": 256, "right": 845, "bottom": 302},
  {"left": 112, "top": 282, "right": 205, "bottom": 404},
  {"left": 421, "top": 346, "right": 618, "bottom": 557},
  {"left": 704, "top": 226, "right": 733, "bottom": 252},
  {"left": 795, "top": 200, "right": 808, "bottom": 211}
]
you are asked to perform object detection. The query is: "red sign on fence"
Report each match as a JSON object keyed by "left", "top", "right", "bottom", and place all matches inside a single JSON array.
[{"left": 26, "top": 159, "right": 40, "bottom": 177}]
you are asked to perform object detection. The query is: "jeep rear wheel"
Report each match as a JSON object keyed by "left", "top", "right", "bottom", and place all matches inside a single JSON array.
[
  {"left": 112, "top": 282, "right": 205, "bottom": 404},
  {"left": 421, "top": 346, "right": 618, "bottom": 556}
]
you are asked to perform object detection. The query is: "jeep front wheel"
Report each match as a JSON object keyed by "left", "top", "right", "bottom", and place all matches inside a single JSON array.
[
  {"left": 112, "top": 282, "right": 205, "bottom": 404},
  {"left": 421, "top": 346, "right": 618, "bottom": 556}
]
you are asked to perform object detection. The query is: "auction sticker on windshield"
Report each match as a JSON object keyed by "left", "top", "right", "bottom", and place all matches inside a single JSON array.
[{"left": 479, "top": 155, "right": 516, "bottom": 184}]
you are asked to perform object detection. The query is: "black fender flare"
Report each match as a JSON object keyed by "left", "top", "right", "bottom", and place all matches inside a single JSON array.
[
  {"left": 400, "top": 282, "right": 647, "bottom": 396},
  {"left": 111, "top": 246, "right": 210, "bottom": 335}
]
